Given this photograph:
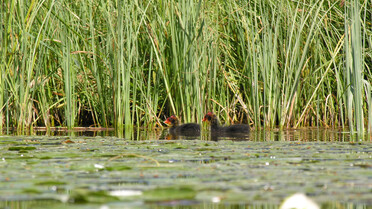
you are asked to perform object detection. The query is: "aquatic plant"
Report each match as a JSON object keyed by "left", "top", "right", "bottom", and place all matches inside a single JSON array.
[{"left": 0, "top": 0, "right": 371, "bottom": 135}]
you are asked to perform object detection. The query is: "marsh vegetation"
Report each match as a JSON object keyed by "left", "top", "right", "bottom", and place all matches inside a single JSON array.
[{"left": 0, "top": 0, "right": 371, "bottom": 136}]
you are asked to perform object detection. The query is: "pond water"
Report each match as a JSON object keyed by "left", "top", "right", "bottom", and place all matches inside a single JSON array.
[{"left": 0, "top": 128, "right": 371, "bottom": 209}]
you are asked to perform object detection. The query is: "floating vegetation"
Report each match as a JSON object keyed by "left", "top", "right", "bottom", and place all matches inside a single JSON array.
[{"left": 0, "top": 129, "right": 371, "bottom": 208}]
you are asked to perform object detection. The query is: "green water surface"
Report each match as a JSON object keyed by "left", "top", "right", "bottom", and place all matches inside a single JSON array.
[{"left": 0, "top": 129, "right": 371, "bottom": 208}]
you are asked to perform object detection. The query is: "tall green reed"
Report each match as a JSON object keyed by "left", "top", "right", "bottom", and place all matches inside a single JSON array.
[
  {"left": 0, "top": 0, "right": 371, "bottom": 135},
  {"left": 0, "top": 1, "right": 10, "bottom": 133},
  {"left": 344, "top": 0, "right": 367, "bottom": 135},
  {"left": 167, "top": 0, "right": 209, "bottom": 122},
  {"left": 224, "top": 0, "right": 335, "bottom": 129}
]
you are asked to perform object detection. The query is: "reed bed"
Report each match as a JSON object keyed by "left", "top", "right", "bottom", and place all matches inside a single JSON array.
[{"left": 0, "top": 0, "right": 371, "bottom": 135}]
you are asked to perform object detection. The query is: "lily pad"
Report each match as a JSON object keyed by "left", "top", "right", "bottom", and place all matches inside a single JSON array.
[
  {"left": 35, "top": 181, "right": 66, "bottom": 186},
  {"left": 22, "top": 188, "right": 42, "bottom": 194},
  {"left": 8, "top": 146, "right": 36, "bottom": 151},
  {"left": 143, "top": 186, "right": 196, "bottom": 201},
  {"left": 69, "top": 189, "right": 119, "bottom": 203},
  {"left": 105, "top": 166, "right": 132, "bottom": 171}
]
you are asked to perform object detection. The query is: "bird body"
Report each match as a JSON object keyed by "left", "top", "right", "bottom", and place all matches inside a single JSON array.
[
  {"left": 164, "top": 115, "right": 200, "bottom": 137},
  {"left": 203, "top": 112, "right": 250, "bottom": 133}
]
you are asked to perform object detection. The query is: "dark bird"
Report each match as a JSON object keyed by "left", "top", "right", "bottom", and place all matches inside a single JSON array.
[
  {"left": 202, "top": 112, "right": 250, "bottom": 134},
  {"left": 164, "top": 115, "right": 200, "bottom": 137}
]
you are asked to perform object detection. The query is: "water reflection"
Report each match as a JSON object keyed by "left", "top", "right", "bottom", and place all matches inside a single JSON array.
[
  {"left": 165, "top": 133, "right": 200, "bottom": 140},
  {"left": 163, "top": 128, "right": 366, "bottom": 142},
  {"left": 2, "top": 127, "right": 371, "bottom": 142},
  {"left": 210, "top": 132, "right": 250, "bottom": 141},
  {"left": 251, "top": 128, "right": 361, "bottom": 142},
  {"left": 0, "top": 200, "right": 369, "bottom": 209},
  {"left": 4, "top": 127, "right": 116, "bottom": 137},
  {"left": 164, "top": 129, "right": 251, "bottom": 141}
]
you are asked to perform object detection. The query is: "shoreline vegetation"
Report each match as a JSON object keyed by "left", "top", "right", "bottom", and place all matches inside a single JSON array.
[{"left": 0, "top": 0, "right": 371, "bottom": 135}]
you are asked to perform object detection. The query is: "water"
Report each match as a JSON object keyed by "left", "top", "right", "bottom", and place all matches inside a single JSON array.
[{"left": 0, "top": 128, "right": 371, "bottom": 209}]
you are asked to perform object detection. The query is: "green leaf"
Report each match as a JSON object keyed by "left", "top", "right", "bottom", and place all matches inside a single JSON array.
[
  {"left": 143, "top": 186, "right": 196, "bottom": 201},
  {"left": 69, "top": 189, "right": 119, "bottom": 203},
  {"left": 35, "top": 181, "right": 66, "bottom": 186},
  {"left": 8, "top": 146, "right": 37, "bottom": 151},
  {"left": 105, "top": 166, "right": 132, "bottom": 171}
]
